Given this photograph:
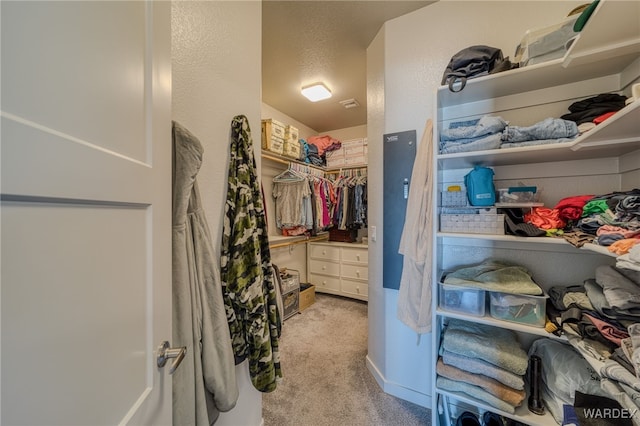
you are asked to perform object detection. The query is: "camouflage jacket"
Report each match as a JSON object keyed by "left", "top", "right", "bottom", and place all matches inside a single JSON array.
[{"left": 221, "top": 115, "right": 282, "bottom": 392}]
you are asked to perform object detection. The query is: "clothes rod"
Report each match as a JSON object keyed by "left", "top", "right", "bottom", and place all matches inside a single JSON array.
[{"left": 261, "top": 152, "right": 327, "bottom": 173}]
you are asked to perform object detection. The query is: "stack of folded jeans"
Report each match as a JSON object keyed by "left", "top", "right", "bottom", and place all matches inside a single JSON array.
[
  {"left": 439, "top": 116, "right": 506, "bottom": 154},
  {"left": 439, "top": 116, "right": 579, "bottom": 154},
  {"left": 500, "top": 117, "right": 578, "bottom": 148}
]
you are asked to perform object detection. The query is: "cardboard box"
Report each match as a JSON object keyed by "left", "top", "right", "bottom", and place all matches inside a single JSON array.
[
  {"left": 344, "top": 155, "right": 367, "bottom": 166},
  {"left": 326, "top": 148, "right": 346, "bottom": 168},
  {"left": 261, "top": 119, "right": 286, "bottom": 154},
  {"left": 342, "top": 138, "right": 365, "bottom": 156},
  {"left": 299, "top": 283, "right": 315, "bottom": 311},
  {"left": 285, "top": 125, "right": 299, "bottom": 143},
  {"left": 283, "top": 139, "right": 301, "bottom": 159},
  {"left": 264, "top": 136, "right": 284, "bottom": 155}
]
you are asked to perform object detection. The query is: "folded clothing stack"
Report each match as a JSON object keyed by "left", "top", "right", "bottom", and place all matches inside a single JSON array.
[
  {"left": 439, "top": 115, "right": 578, "bottom": 154},
  {"left": 437, "top": 319, "right": 528, "bottom": 413},
  {"left": 529, "top": 339, "right": 610, "bottom": 424}
]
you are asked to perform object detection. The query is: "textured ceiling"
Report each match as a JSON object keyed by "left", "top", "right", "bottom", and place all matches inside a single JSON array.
[{"left": 262, "top": 1, "right": 434, "bottom": 133}]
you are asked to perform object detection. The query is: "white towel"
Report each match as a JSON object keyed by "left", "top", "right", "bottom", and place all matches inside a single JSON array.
[{"left": 397, "top": 119, "right": 434, "bottom": 334}]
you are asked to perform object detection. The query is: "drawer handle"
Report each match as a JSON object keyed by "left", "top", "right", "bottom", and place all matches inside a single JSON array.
[
  {"left": 322, "top": 266, "right": 326, "bottom": 270},
  {"left": 322, "top": 280, "right": 327, "bottom": 286},
  {"left": 356, "top": 254, "right": 360, "bottom": 261},
  {"left": 322, "top": 250, "right": 326, "bottom": 255},
  {"left": 356, "top": 270, "right": 360, "bottom": 276},
  {"left": 356, "top": 286, "right": 360, "bottom": 293}
]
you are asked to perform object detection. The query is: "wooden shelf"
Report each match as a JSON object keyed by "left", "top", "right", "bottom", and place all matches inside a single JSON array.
[
  {"left": 262, "top": 151, "right": 368, "bottom": 174},
  {"left": 268, "top": 232, "right": 329, "bottom": 249},
  {"left": 435, "top": 308, "right": 560, "bottom": 340},
  {"left": 437, "top": 233, "right": 618, "bottom": 258},
  {"left": 432, "top": 3, "right": 639, "bottom": 426},
  {"left": 436, "top": 100, "right": 640, "bottom": 169},
  {"left": 437, "top": 0, "right": 640, "bottom": 110},
  {"left": 563, "top": 0, "right": 640, "bottom": 68},
  {"left": 261, "top": 151, "right": 327, "bottom": 172}
]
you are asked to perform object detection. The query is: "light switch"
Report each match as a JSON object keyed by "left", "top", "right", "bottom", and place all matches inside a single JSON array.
[{"left": 370, "top": 226, "right": 377, "bottom": 242}]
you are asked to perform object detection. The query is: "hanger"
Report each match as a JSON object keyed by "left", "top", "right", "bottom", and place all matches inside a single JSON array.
[{"left": 273, "top": 167, "right": 305, "bottom": 182}]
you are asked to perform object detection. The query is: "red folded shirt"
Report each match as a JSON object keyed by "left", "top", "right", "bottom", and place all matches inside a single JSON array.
[{"left": 554, "top": 195, "right": 594, "bottom": 221}]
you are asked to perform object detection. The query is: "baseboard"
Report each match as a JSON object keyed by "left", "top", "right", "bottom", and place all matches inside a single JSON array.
[{"left": 365, "top": 354, "right": 432, "bottom": 409}]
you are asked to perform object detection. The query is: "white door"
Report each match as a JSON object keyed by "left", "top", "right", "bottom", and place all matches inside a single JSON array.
[{"left": 1, "top": 1, "right": 172, "bottom": 425}]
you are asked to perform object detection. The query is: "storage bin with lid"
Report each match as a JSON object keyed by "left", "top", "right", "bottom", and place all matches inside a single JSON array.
[{"left": 497, "top": 186, "right": 538, "bottom": 204}]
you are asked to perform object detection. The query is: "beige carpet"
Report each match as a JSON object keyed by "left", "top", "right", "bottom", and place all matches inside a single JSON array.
[{"left": 263, "top": 293, "right": 431, "bottom": 426}]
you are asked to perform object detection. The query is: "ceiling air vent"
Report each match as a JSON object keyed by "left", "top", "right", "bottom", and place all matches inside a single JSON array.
[{"left": 339, "top": 98, "right": 360, "bottom": 109}]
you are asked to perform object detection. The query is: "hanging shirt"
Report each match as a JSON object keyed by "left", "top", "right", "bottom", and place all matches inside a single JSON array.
[{"left": 272, "top": 179, "right": 311, "bottom": 228}]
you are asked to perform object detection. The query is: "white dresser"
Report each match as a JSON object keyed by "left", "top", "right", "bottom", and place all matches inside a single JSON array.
[{"left": 307, "top": 241, "right": 368, "bottom": 301}]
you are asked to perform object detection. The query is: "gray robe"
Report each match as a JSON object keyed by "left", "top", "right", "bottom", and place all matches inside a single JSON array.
[{"left": 172, "top": 121, "right": 238, "bottom": 425}]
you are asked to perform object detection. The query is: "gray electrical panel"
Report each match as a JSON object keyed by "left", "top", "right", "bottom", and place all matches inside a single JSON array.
[{"left": 383, "top": 130, "right": 416, "bottom": 290}]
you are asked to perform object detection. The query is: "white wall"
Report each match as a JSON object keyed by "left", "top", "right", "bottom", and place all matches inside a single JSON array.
[
  {"left": 262, "top": 102, "right": 318, "bottom": 139},
  {"left": 171, "top": 2, "right": 263, "bottom": 425},
  {"left": 320, "top": 124, "right": 368, "bottom": 141},
  {"left": 366, "top": 0, "right": 587, "bottom": 408},
  {"left": 621, "top": 150, "right": 640, "bottom": 191},
  {"left": 365, "top": 21, "right": 387, "bottom": 397}
]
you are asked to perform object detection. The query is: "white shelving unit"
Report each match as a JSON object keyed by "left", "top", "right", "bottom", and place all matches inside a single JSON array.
[{"left": 431, "top": 2, "right": 640, "bottom": 425}]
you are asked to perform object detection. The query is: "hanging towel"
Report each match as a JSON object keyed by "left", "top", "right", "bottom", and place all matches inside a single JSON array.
[
  {"left": 221, "top": 115, "right": 282, "bottom": 392},
  {"left": 172, "top": 121, "right": 239, "bottom": 425},
  {"left": 397, "top": 119, "right": 434, "bottom": 334}
]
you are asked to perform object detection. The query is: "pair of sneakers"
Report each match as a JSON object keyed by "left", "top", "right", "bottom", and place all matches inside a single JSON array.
[{"left": 455, "top": 411, "right": 509, "bottom": 426}]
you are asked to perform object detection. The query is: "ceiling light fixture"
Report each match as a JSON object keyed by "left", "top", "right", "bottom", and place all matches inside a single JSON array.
[{"left": 301, "top": 83, "right": 332, "bottom": 102}]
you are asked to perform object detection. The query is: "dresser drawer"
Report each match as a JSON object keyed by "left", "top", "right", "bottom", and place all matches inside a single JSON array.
[
  {"left": 341, "top": 247, "right": 368, "bottom": 264},
  {"left": 341, "top": 263, "right": 368, "bottom": 281},
  {"left": 309, "top": 244, "right": 340, "bottom": 261},
  {"left": 341, "top": 278, "right": 368, "bottom": 298},
  {"left": 309, "top": 259, "right": 340, "bottom": 277},
  {"left": 309, "top": 274, "right": 341, "bottom": 291}
]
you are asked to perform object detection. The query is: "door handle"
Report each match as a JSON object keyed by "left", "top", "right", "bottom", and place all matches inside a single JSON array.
[{"left": 157, "top": 341, "right": 187, "bottom": 374}]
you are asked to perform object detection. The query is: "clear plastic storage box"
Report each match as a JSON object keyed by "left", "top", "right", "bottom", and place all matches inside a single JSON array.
[
  {"left": 497, "top": 186, "right": 538, "bottom": 204},
  {"left": 439, "top": 282, "right": 486, "bottom": 317},
  {"left": 489, "top": 291, "right": 548, "bottom": 327}
]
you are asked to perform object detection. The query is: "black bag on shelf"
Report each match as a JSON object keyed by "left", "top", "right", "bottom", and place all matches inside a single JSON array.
[{"left": 441, "top": 45, "right": 504, "bottom": 92}]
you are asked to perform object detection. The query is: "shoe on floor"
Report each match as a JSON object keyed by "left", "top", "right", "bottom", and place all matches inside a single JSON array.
[
  {"left": 456, "top": 411, "right": 481, "bottom": 426},
  {"left": 482, "top": 411, "right": 504, "bottom": 426}
]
